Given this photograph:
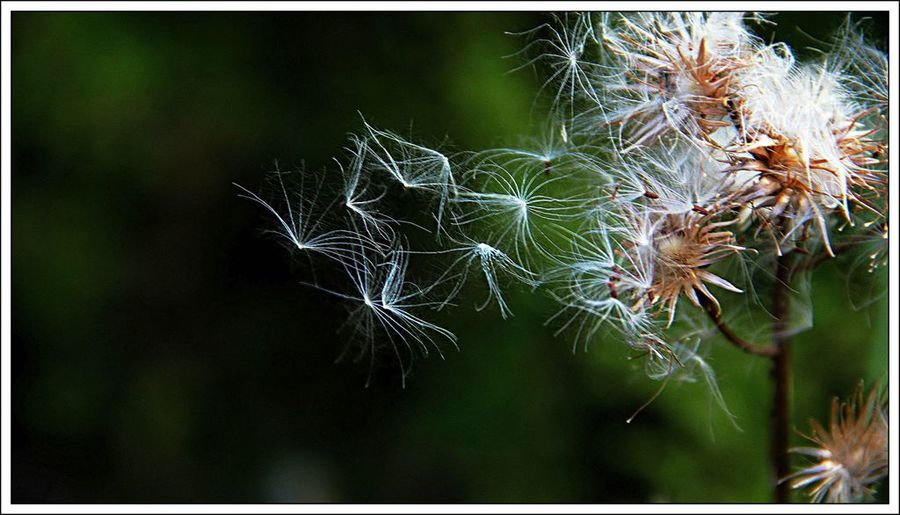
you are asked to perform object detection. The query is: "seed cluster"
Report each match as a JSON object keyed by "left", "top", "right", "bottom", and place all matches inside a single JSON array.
[{"left": 241, "top": 13, "right": 889, "bottom": 458}]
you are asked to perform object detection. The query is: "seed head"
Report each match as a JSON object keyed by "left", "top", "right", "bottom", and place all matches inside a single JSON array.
[
  {"left": 632, "top": 210, "right": 744, "bottom": 326},
  {"left": 787, "top": 381, "right": 888, "bottom": 503}
]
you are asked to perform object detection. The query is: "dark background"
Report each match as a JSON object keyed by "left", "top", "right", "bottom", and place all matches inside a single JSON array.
[{"left": 11, "top": 11, "right": 888, "bottom": 503}]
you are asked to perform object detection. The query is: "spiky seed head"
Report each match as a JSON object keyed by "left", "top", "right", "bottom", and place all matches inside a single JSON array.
[{"left": 788, "top": 381, "right": 888, "bottom": 503}]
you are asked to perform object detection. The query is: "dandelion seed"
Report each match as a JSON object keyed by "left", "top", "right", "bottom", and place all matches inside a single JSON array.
[
  {"left": 427, "top": 238, "right": 538, "bottom": 319},
  {"left": 452, "top": 163, "right": 584, "bottom": 265},
  {"left": 547, "top": 226, "right": 653, "bottom": 350},
  {"left": 337, "top": 135, "right": 397, "bottom": 241},
  {"left": 235, "top": 171, "right": 380, "bottom": 265},
  {"left": 362, "top": 120, "right": 457, "bottom": 229},
  {"left": 625, "top": 335, "right": 739, "bottom": 427},
  {"left": 308, "top": 243, "right": 457, "bottom": 387},
  {"left": 468, "top": 129, "right": 573, "bottom": 175},
  {"left": 511, "top": 12, "right": 602, "bottom": 113}
]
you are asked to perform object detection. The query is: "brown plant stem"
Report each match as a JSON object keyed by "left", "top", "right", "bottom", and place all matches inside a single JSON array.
[
  {"left": 698, "top": 253, "right": 791, "bottom": 502},
  {"left": 700, "top": 249, "right": 796, "bottom": 501},
  {"left": 700, "top": 297, "right": 779, "bottom": 357},
  {"left": 772, "top": 250, "right": 793, "bottom": 503}
]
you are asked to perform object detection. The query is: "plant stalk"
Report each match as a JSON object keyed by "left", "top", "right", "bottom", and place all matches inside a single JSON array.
[
  {"left": 700, "top": 297, "right": 779, "bottom": 357},
  {"left": 771, "top": 251, "right": 793, "bottom": 503}
]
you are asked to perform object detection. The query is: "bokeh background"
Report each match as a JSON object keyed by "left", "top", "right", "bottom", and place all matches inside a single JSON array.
[{"left": 11, "top": 11, "right": 888, "bottom": 503}]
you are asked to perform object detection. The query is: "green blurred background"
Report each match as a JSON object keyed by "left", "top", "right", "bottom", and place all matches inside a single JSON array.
[{"left": 11, "top": 11, "right": 888, "bottom": 503}]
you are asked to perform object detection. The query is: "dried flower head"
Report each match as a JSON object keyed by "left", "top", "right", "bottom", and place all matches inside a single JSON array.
[
  {"left": 726, "top": 59, "right": 887, "bottom": 254},
  {"left": 639, "top": 210, "right": 745, "bottom": 325},
  {"left": 600, "top": 12, "right": 760, "bottom": 150},
  {"left": 787, "top": 381, "right": 888, "bottom": 503}
]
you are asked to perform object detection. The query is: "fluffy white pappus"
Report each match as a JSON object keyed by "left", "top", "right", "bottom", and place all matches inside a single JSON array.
[
  {"left": 312, "top": 243, "right": 458, "bottom": 387},
  {"left": 828, "top": 17, "right": 889, "bottom": 113},
  {"left": 336, "top": 135, "right": 397, "bottom": 242},
  {"left": 727, "top": 46, "right": 887, "bottom": 254},
  {"left": 625, "top": 334, "right": 739, "bottom": 427},
  {"left": 546, "top": 225, "right": 655, "bottom": 350},
  {"left": 451, "top": 161, "right": 586, "bottom": 268},
  {"left": 427, "top": 237, "right": 538, "bottom": 320},
  {"left": 510, "top": 12, "right": 603, "bottom": 113},
  {"left": 235, "top": 170, "right": 382, "bottom": 265},
  {"left": 738, "top": 63, "right": 852, "bottom": 194},
  {"left": 465, "top": 120, "right": 578, "bottom": 175},
  {"left": 597, "top": 12, "right": 762, "bottom": 151},
  {"left": 361, "top": 120, "right": 457, "bottom": 229},
  {"left": 600, "top": 145, "right": 743, "bottom": 216},
  {"left": 823, "top": 19, "right": 889, "bottom": 220}
]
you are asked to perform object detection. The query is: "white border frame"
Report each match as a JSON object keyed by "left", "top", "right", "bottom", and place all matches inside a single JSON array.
[{"left": 2, "top": 2, "right": 898, "bottom": 514}]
